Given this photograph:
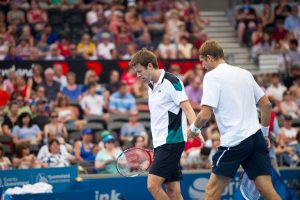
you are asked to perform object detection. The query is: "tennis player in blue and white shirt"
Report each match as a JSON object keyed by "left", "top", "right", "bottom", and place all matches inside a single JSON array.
[{"left": 188, "top": 40, "right": 281, "bottom": 200}]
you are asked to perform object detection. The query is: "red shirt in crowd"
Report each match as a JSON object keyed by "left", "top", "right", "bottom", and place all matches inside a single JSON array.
[{"left": 0, "top": 89, "right": 10, "bottom": 107}]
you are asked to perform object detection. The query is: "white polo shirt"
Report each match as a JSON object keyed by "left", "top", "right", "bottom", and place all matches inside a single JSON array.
[
  {"left": 148, "top": 69, "right": 188, "bottom": 148},
  {"left": 201, "top": 63, "right": 264, "bottom": 147}
]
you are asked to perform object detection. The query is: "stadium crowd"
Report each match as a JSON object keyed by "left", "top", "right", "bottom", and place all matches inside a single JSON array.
[{"left": 0, "top": 0, "right": 299, "bottom": 174}]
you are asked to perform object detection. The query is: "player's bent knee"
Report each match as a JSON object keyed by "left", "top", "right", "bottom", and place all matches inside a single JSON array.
[{"left": 147, "top": 182, "right": 160, "bottom": 194}]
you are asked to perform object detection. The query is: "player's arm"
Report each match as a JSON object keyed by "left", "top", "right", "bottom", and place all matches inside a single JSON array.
[
  {"left": 258, "top": 95, "right": 272, "bottom": 148},
  {"left": 192, "top": 105, "right": 213, "bottom": 131},
  {"left": 180, "top": 100, "right": 196, "bottom": 125}
]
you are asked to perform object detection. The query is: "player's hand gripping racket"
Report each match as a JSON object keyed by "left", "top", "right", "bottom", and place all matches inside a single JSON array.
[
  {"left": 116, "top": 147, "right": 153, "bottom": 177},
  {"left": 240, "top": 172, "right": 261, "bottom": 200}
]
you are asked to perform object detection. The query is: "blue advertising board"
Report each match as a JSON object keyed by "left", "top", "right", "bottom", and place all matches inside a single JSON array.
[{"left": 0, "top": 166, "right": 77, "bottom": 193}]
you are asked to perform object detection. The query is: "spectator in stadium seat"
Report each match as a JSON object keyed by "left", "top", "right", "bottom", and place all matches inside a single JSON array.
[
  {"left": 259, "top": 2, "right": 275, "bottom": 32},
  {"left": 12, "top": 112, "right": 42, "bottom": 145},
  {"left": 125, "top": 10, "right": 151, "bottom": 48},
  {"left": 32, "top": 99, "right": 50, "bottom": 131},
  {"left": 40, "top": 138, "right": 74, "bottom": 168},
  {"left": 27, "top": 0, "right": 48, "bottom": 32},
  {"left": 284, "top": 5, "right": 300, "bottom": 32},
  {"left": 0, "top": 35, "right": 8, "bottom": 60},
  {"left": 157, "top": 34, "right": 177, "bottom": 59},
  {"left": 165, "top": 9, "right": 184, "bottom": 42},
  {"left": 95, "top": 134, "right": 122, "bottom": 174},
  {"left": 16, "top": 37, "right": 32, "bottom": 60},
  {"left": 132, "top": 135, "right": 148, "bottom": 148},
  {"left": 1, "top": 101, "right": 19, "bottom": 137},
  {"left": 66, "top": 44, "right": 84, "bottom": 60},
  {"left": 122, "top": 43, "right": 137, "bottom": 60},
  {"left": 120, "top": 110, "right": 148, "bottom": 147},
  {"left": 235, "top": 0, "right": 257, "bottom": 45},
  {"left": 36, "top": 24, "right": 58, "bottom": 45},
  {"left": 185, "top": 77, "right": 203, "bottom": 112},
  {"left": 279, "top": 90, "right": 300, "bottom": 119},
  {"left": 286, "top": 39, "right": 300, "bottom": 67},
  {"left": 115, "top": 33, "right": 131, "bottom": 58},
  {"left": 266, "top": 73, "right": 287, "bottom": 108},
  {"left": 289, "top": 75, "right": 300, "bottom": 105},
  {"left": 251, "top": 32, "right": 274, "bottom": 60},
  {"left": 178, "top": 35, "right": 193, "bottom": 59},
  {"left": 36, "top": 32, "right": 50, "bottom": 55},
  {"left": 4, "top": 45, "right": 22, "bottom": 61},
  {"left": 109, "top": 82, "right": 137, "bottom": 115},
  {"left": 133, "top": 78, "right": 148, "bottom": 99},
  {"left": 3, "top": 70, "right": 15, "bottom": 95},
  {"left": 6, "top": 2, "right": 25, "bottom": 26},
  {"left": 186, "top": 146, "right": 211, "bottom": 170},
  {"left": 57, "top": 36, "right": 71, "bottom": 58},
  {"left": 45, "top": 44, "right": 65, "bottom": 60},
  {"left": 121, "top": 68, "right": 137, "bottom": 93},
  {"left": 272, "top": 19, "right": 289, "bottom": 43},
  {"left": 208, "top": 132, "right": 221, "bottom": 164},
  {"left": 279, "top": 115, "right": 298, "bottom": 146},
  {"left": 30, "top": 64, "right": 43, "bottom": 91},
  {"left": 77, "top": 33, "right": 97, "bottom": 60},
  {"left": 19, "top": 25, "right": 34, "bottom": 47},
  {"left": 0, "top": 144, "right": 12, "bottom": 170},
  {"left": 53, "top": 64, "right": 67, "bottom": 88},
  {"left": 80, "top": 82, "right": 105, "bottom": 116},
  {"left": 274, "top": 0, "right": 291, "bottom": 23},
  {"left": 41, "top": 68, "right": 61, "bottom": 102},
  {"left": 97, "top": 32, "right": 117, "bottom": 60},
  {"left": 62, "top": 72, "right": 82, "bottom": 101},
  {"left": 74, "top": 128, "right": 97, "bottom": 162},
  {"left": 104, "top": 70, "right": 121, "bottom": 95},
  {"left": 81, "top": 70, "right": 103, "bottom": 95},
  {"left": 44, "top": 111, "right": 68, "bottom": 143},
  {"left": 13, "top": 75, "right": 31, "bottom": 100},
  {"left": 13, "top": 141, "right": 41, "bottom": 169}
]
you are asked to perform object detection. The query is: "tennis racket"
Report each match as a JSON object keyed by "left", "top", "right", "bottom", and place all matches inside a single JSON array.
[
  {"left": 116, "top": 147, "right": 153, "bottom": 177},
  {"left": 240, "top": 172, "right": 261, "bottom": 200}
]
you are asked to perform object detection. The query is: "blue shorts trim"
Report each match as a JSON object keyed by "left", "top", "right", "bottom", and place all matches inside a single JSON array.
[{"left": 212, "top": 130, "right": 271, "bottom": 179}]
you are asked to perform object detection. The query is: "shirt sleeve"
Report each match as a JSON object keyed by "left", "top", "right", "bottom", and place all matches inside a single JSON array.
[
  {"left": 250, "top": 74, "right": 265, "bottom": 103},
  {"left": 201, "top": 73, "right": 220, "bottom": 108},
  {"left": 12, "top": 126, "right": 20, "bottom": 137},
  {"left": 169, "top": 79, "right": 188, "bottom": 106}
]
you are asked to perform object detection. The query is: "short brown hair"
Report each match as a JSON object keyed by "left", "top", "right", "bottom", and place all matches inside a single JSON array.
[
  {"left": 199, "top": 40, "right": 224, "bottom": 60},
  {"left": 130, "top": 49, "right": 159, "bottom": 69}
]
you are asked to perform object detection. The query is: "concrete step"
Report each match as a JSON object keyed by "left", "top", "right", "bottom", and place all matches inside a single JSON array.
[
  {"left": 208, "top": 21, "right": 232, "bottom": 27},
  {"left": 213, "top": 37, "right": 239, "bottom": 43},
  {"left": 201, "top": 11, "right": 226, "bottom": 16},
  {"left": 203, "top": 26, "right": 234, "bottom": 32},
  {"left": 205, "top": 16, "right": 229, "bottom": 22},
  {"left": 218, "top": 43, "right": 241, "bottom": 48},
  {"left": 206, "top": 32, "right": 236, "bottom": 38},
  {"left": 223, "top": 48, "right": 249, "bottom": 54}
]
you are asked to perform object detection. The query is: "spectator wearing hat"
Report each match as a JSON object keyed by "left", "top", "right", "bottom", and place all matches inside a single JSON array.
[
  {"left": 109, "top": 82, "right": 137, "bottom": 115},
  {"left": 95, "top": 134, "right": 122, "bottom": 174},
  {"left": 74, "top": 128, "right": 97, "bottom": 162},
  {"left": 97, "top": 32, "right": 116, "bottom": 60}
]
